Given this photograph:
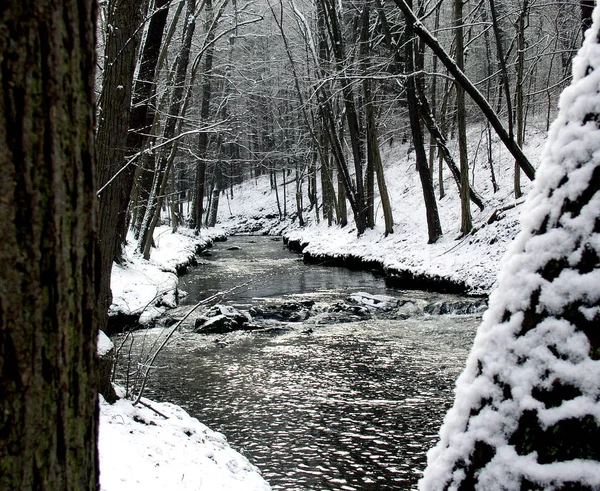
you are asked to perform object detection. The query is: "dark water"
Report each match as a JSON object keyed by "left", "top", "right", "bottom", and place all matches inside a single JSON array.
[
  {"left": 124, "top": 236, "right": 479, "bottom": 490},
  {"left": 177, "top": 235, "right": 394, "bottom": 306}
]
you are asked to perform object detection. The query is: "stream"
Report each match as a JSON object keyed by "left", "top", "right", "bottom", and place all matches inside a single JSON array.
[{"left": 118, "top": 236, "right": 483, "bottom": 490}]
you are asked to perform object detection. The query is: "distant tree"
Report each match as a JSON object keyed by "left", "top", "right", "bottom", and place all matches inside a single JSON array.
[
  {"left": 0, "top": 0, "right": 99, "bottom": 488},
  {"left": 404, "top": 0, "right": 443, "bottom": 243},
  {"left": 420, "top": 9, "right": 600, "bottom": 489}
]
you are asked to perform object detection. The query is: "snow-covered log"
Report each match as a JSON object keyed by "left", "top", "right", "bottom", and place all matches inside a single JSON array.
[{"left": 420, "top": 7, "right": 600, "bottom": 490}]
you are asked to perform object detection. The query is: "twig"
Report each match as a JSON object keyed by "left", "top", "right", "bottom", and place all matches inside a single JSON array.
[
  {"left": 131, "top": 283, "right": 249, "bottom": 406},
  {"left": 137, "top": 399, "right": 169, "bottom": 419}
]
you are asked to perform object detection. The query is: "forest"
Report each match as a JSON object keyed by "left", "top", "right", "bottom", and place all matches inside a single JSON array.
[{"left": 1, "top": 0, "right": 599, "bottom": 489}]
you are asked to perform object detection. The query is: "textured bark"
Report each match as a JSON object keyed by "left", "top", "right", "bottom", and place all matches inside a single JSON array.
[
  {"left": 0, "top": 0, "right": 99, "bottom": 488},
  {"left": 96, "top": 0, "right": 147, "bottom": 325}
]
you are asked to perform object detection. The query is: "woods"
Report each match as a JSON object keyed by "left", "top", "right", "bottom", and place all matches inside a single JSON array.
[
  {"left": 90, "top": 0, "right": 584, "bottom": 256},
  {"left": 1, "top": 0, "right": 598, "bottom": 488}
]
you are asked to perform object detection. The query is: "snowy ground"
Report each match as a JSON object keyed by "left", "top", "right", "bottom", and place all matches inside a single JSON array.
[
  {"left": 110, "top": 225, "right": 225, "bottom": 322},
  {"left": 217, "top": 123, "right": 548, "bottom": 294},
  {"left": 99, "top": 387, "right": 271, "bottom": 491},
  {"left": 103, "top": 227, "right": 271, "bottom": 490}
]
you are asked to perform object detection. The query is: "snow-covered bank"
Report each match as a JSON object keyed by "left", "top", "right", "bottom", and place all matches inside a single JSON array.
[
  {"left": 103, "top": 227, "right": 270, "bottom": 490},
  {"left": 109, "top": 225, "right": 225, "bottom": 326},
  {"left": 217, "top": 124, "right": 547, "bottom": 295},
  {"left": 99, "top": 388, "right": 271, "bottom": 491}
]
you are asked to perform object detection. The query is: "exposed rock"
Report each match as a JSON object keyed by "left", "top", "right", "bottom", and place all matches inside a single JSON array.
[
  {"left": 194, "top": 305, "right": 253, "bottom": 333},
  {"left": 423, "top": 299, "right": 487, "bottom": 316},
  {"left": 328, "top": 301, "right": 372, "bottom": 318},
  {"left": 348, "top": 292, "right": 397, "bottom": 311},
  {"left": 250, "top": 300, "right": 315, "bottom": 322}
]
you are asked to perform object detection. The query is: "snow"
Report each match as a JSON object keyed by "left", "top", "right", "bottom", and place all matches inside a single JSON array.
[
  {"left": 102, "top": 225, "right": 270, "bottom": 490},
  {"left": 98, "top": 330, "right": 114, "bottom": 356},
  {"left": 99, "top": 390, "right": 270, "bottom": 491},
  {"left": 217, "top": 123, "right": 546, "bottom": 295},
  {"left": 418, "top": 6, "right": 600, "bottom": 489},
  {"left": 109, "top": 225, "right": 225, "bottom": 323},
  {"left": 97, "top": 11, "right": 600, "bottom": 488}
]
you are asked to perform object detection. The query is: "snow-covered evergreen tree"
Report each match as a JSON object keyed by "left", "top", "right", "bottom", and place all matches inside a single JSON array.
[{"left": 420, "top": 7, "right": 600, "bottom": 490}]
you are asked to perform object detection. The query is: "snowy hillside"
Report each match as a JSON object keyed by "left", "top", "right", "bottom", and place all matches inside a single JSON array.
[{"left": 217, "top": 123, "right": 547, "bottom": 294}]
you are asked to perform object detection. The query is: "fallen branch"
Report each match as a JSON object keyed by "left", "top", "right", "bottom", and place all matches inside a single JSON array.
[{"left": 487, "top": 198, "right": 525, "bottom": 224}]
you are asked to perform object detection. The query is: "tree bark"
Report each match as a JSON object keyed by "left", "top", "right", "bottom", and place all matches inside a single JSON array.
[
  {"left": 121, "top": 0, "right": 171, "bottom": 248},
  {"left": 405, "top": 0, "right": 443, "bottom": 243},
  {"left": 138, "top": 0, "right": 197, "bottom": 256},
  {"left": 0, "top": 0, "right": 99, "bottom": 487},
  {"left": 96, "top": 0, "right": 147, "bottom": 328},
  {"left": 454, "top": 0, "right": 473, "bottom": 235},
  {"left": 192, "top": 0, "right": 216, "bottom": 230}
]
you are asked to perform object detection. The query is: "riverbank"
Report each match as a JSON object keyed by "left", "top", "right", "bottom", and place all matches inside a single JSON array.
[
  {"left": 217, "top": 125, "right": 547, "bottom": 295},
  {"left": 103, "top": 227, "right": 271, "bottom": 490},
  {"left": 108, "top": 225, "right": 226, "bottom": 331},
  {"left": 99, "top": 385, "right": 271, "bottom": 491}
]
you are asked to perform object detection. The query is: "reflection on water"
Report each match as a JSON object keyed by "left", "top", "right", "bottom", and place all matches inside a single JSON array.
[
  {"left": 178, "top": 236, "right": 392, "bottom": 306},
  {"left": 123, "top": 236, "right": 479, "bottom": 490}
]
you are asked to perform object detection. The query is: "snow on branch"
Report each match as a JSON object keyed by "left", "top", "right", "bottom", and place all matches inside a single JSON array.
[{"left": 420, "top": 6, "right": 600, "bottom": 490}]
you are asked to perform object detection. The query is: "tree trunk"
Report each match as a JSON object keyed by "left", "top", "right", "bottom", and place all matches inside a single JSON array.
[
  {"left": 207, "top": 166, "right": 222, "bottom": 227},
  {"left": 0, "top": 0, "right": 99, "bottom": 487},
  {"left": 192, "top": 0, "right": 215, "bottom": 230},
  {"left": 322, "top": 0, "right": 368, "bottom": 235},
  {"left": 120, "top": 0, "right": 171, "bottom": 249},
  {"left": 96, "top": 0, "right": 147, "bottom": 326},
  {"left": 514, "top": 0, "right": 528, "bottom": 199},
  {"left": 392, "top": 0, "right": 536, "bottom": 182},
  {"left": 405, "top": 0, "right": 443, "bottom": 244},
  {"left": 454, "top": 0, "right": 473, "bottom": 235},
  {"left": 360, "top": 4, "right": 375, "bottom": 230},
  {"left": 138, "top": 0, "right": 197, "bottom": 256}
]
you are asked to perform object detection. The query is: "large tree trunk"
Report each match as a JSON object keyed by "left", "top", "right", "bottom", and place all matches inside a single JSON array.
[
  {"left": 96, "top": 0, "right": 147, "bottom": 326},
  {"left": 421, "top": 11, "right": 600, "bottom": 488},
  {"left": 0, "top": 0, "right": 99, "bottom": 488}
]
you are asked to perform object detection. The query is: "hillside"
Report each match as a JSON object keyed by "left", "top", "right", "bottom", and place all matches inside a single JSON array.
[{"left": 216, "top": 123, "right": 548, "bottom": 295}]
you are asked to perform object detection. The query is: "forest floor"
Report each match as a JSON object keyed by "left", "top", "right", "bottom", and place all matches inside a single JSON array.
[{"left": 101, "top": 121, "right": 549, "bottom": 490}]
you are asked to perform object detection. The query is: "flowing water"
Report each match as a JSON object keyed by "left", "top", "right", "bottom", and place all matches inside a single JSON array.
[{"left": 120, "top": 236, "right": 482, "bottom": 490}]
